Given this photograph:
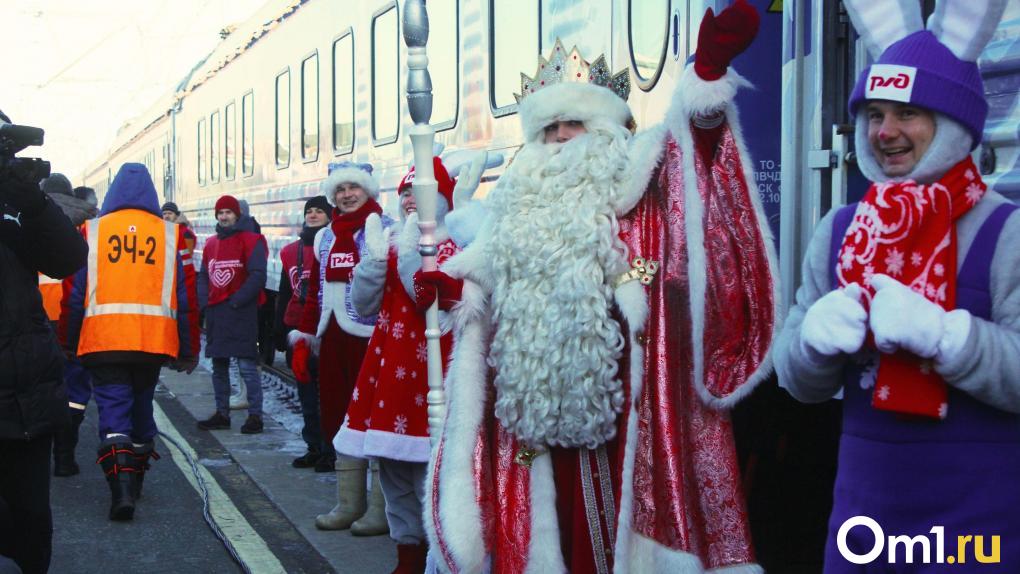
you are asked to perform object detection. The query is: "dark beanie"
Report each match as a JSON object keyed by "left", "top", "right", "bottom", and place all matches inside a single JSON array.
[
  {"left": 214, "top": 195, "right": 241, "bottom": 216},
  {"left": 304, "top": 195, "right": 330, "bottom": 214},
  {"left": 161, "top": 201, "right": 180, "bottom": 215},
  {"left": 40, "top": 173, "right": 73, "bottom": 196}
]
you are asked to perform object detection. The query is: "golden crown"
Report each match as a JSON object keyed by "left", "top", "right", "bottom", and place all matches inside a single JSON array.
[{"left": 514, "top": 39, "right": 631, "bottom": 103}]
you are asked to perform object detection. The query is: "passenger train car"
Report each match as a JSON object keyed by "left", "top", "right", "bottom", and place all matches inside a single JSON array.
[
  {"left": 82, "top": 0, "right": 784, "bottom": 296},
  {"left": 82, "top": 0, "right": 1020, "bottom": 312}
]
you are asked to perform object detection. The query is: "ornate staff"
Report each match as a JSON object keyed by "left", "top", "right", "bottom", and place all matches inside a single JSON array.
[{"left": 403, "top": 0, "right": 445, "bottom": 445}]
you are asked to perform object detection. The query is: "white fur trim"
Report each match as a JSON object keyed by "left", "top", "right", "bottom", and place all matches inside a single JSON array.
[
  {"left": 524, "top": 454, "right": 567, "bottom": 574},
  {"left": 667, "top": 66, "right": 752, "bottom": 128},
  {"left": 616, "top": 125, "right": 669, "bottom": 216},
  {"left": 612, "top": 325, "right": 648, "bottom": 570},
  {"left": 334, "top": 423, "right": 366, "bottom": 457},
  {"left": 313, "top": 226, "right": 328, "bottom": 262},
  {"left": 446, "top": 200, "right": 488, "bottom": 248},
  {"left": 441, "top": 222, "right": 495, "bottom": 291},
  {"left": 668, "top": 68, "right": 782, "bottom": 411},
  {"left": 426, "top": 293, "right": 493, "bottom": 573},
  {"left": 449, "top": 280, "right": 488, "bottom": 336},
  {"left": 614, "top": 280, "right": 649, "bottom": 335},
  {"left": 322, "top": 166, "right": 380, "bottom": 201},
  {"left": 362, "top": 429, "right": 431, "bottom": 463},
  {"left": 518, "top": 83, "right": 632, "bottom": 145},
  {"left": 287, "top": 329, "right": 320, "bottom": 355}
]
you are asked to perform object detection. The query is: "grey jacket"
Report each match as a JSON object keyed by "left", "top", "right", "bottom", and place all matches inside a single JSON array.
[{"left": 775, "top": 190, "right": 1020, "bottom": 413}]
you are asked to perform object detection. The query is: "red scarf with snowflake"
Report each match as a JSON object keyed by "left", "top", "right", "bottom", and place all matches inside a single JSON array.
[
  {"left": 324, "top": 199, "right": 382, "bottom": 283},
  {"left": 837, "top": 157, "right": 985, "bottom": 420}
]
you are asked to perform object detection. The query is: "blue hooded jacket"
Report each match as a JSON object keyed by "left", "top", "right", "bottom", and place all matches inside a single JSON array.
[{"left": 64, "top": 163, "right": 193, "bottom": 363}]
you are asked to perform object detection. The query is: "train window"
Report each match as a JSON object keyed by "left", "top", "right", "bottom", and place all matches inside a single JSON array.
[
  {"left": 225, "top": 101, "right": 236, "bottom": 180},
  {"left": 490, "top": 0, "right": 538, "bottom": 114},
  {"left": 242, "top": 92, "right": 254, "bottom": 176},
  {"left": 629, "top": 0, "right": 669, "bottom": 89},
  {"left": 276, "top": 69, "right": 291, "bottom": 168},
  {"left": 541, "top": 0, "right": 611, "bottom": 64},
  {"left": 210, "top": 110, "right": 221, "bottom": 183},
  {"left": 430, "top": 1, "right": 458, "bottom": 130},
  {"left": 197, "top": 119, "right": 206, "bottom": 186},
  {"left": 332, "top": 32, "right": 355, "bottom": 154},
  {"left": 372, "top": 4, "right": 399, "bottom": 145},
  {"left": 301, "top": 52, "right": 319, "bottom": 161}
]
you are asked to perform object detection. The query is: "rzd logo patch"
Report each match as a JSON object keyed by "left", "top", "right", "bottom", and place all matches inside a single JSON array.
[
  {"left": 330, "top": 252, "right": 355, "bottom": 268},
  {"left": 865, "top": 64, "right": 916, "bottom": 103}
]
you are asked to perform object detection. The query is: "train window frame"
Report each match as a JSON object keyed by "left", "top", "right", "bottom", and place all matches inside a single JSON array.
[
  {"left": 371, "top": 2, "right": 400, "bottom": 147},
  {"left": 276, "top": 68, "right": 292, "bottom": 169},
  {"left": 332, "top": 29, "right": 355, "bottom": 156},
  {"left": 225, "top": 100, "right": 236, "bottom": 180},
  {"left": 489, "top": 0, "right": 540, "bottom": 118},
  {"left": 210, "top": 110, "right": 221, "bottom": 184},
  {"left": 628, "top": 0, "right": 670, "bottom": 91},
  {"left": 301, "top": 50, "right": 320, "bottom": 163},
  {"left": 429, "top": 0, "right": 460, "bottom": 132},
  {"left": 241, "top": 91, "right": 255, "bottom": 177},
  {"left": 197, "top": 118, "right": 207, "bottom": 186}
]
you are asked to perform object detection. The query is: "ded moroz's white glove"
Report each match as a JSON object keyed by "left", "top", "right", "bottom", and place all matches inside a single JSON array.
[
  {"left": 869, "top": 273, "right": 972, "bottom": 362},
  {"left": 363, "top": 213, "right": 391, "bottom": 262},
  {"left": 452, "top": 151, "right": 488, "bottom": 209},
  {"left": 800, "top": 283, "right": 868, "bottom": 363}
]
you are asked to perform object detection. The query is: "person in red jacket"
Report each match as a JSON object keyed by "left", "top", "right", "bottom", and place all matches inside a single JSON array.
[
  {"left": 196, "top": 195, "right": 268, "bottom": 434},
  {"left": 274, "top": 195, "right": 331, "bottom": 468}
]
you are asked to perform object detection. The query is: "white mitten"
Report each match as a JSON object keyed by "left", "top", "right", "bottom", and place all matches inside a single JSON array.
[
  {"left": 869, "top": 274, "right": 968, "bottom": 360},
  {"left": 800, "top": 283, "right": 868, "bottom": 362},
  {"left": 363, "top": 213, "right": 391, "bottom": 261}
]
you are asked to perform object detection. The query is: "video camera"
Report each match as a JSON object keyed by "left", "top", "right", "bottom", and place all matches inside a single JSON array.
[{"left": 0, "top": 119, "right": 50, "bottom": 184}]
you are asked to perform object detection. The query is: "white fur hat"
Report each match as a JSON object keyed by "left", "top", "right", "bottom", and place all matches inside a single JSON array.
[
  {"left": 519, "top": 82, "right": 633, "bottom": 144},
  {"left": 516, "top": 40, "right": 632, "bottom": 144},
  {"left": 322, "top": 161, "right": 379, "bottom": 203}
]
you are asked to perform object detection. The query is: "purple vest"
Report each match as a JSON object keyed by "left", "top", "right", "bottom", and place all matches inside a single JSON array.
[{"left": 823, "top": 202, "right": 1020, "bottom": 573}]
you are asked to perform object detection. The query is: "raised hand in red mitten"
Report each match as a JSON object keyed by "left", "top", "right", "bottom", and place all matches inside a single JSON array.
[
  {"left": 694, "top": 0, "right": 760, "bottom": 81},
  {"left": 292, "top": 339, "right": 312, "bottom": 384},
  {"left": 413, "top": 269, "right": 464, "bottom": 312}
]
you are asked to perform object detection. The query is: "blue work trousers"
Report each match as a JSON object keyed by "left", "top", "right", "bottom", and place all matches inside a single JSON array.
[{"left": 90, "top": 364, "right": 160, "bottom": 443}]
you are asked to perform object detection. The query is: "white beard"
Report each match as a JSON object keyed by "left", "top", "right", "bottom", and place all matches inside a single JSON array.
[{"left": 483, "top": 120, "right": 632, "bottom": 449}]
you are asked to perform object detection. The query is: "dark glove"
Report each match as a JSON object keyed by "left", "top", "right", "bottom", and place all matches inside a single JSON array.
[
  {"left": 171, "top": 357, "right": 199, "bottom": 375},
  {"left": 414, "top": 269, "right": 464, "bottom": 312},
  {"left": 1, "top": 173, "right": 47, "bottom": 216},
  {"left": 694, "top": 0, "right": 760, "bottom": 81},
  {"left": 292, "top": 339, "right": 312, "bottom": 384}
]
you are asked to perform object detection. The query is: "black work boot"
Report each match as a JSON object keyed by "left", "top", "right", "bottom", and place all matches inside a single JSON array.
[
  {"left": 97, "top": 438, "right": 139, "bottom": 521},
  {"left": 197, "top": 411, "right": 231, "bottom": 430},
  {"left": 240, "top": 414, "right": 263, "bottom": 434},
  {"left": 292, "top": 448, "right": 321, "bottom": 469},
  {"left": 131, "top": 442, "right": 160, "bottom": 499},
  {"left": 53, "top": 408, "right": 85, "bottom": 477}
]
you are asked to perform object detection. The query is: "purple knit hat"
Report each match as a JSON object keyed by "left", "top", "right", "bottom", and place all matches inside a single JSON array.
[{"left": 849, "top": 30, "right": 987, "bottom": 150}]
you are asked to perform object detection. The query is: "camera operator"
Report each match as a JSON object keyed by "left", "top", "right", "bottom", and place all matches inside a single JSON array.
[{"left": 0, "top": 110, "right": 87, "bottom": 574}]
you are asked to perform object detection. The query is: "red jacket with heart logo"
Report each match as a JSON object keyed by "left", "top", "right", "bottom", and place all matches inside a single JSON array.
[{"left": 203, "top": 229, "right": 266, "bottom": 307}]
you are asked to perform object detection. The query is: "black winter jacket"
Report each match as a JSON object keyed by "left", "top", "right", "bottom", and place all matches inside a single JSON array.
[{"left": 0, "top": 194, "right": 88, "bottom": 440}]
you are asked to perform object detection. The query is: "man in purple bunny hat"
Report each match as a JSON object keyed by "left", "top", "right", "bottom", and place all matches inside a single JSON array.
[{"left": 775, "top": 0, "right": 1018, "bottom": 571}]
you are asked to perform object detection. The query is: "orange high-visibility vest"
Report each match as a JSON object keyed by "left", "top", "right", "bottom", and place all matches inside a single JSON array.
[
  {"left": 38, "top": 273, "right": 63, "bottom": 322},
  {"left": 78, "top": 209, "right": 180, "bottom": 357}
]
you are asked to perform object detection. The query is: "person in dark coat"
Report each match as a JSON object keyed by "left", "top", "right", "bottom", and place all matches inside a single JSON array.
[
  {"left": 197, "top": 195, "right": 268, "bottom": 434},
  {"left": 0, "top": 109, "right": 88, "bottom": 573}
]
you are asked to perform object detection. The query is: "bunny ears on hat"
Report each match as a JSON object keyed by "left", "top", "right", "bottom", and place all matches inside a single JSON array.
[
  {"left": 845, "top": 0, "right": 1008, "bottom": 149},
  {"left": 322, "top": 161, "right": 379, "bottom": 202}
]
